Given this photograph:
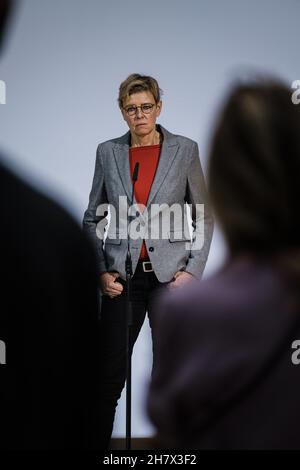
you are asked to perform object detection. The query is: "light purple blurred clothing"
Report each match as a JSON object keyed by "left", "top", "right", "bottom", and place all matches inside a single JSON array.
[{"left": 148, "top": 256, "right": 300, "bottom": 449}]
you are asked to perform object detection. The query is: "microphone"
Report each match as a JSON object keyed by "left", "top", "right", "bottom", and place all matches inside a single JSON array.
[
  {"left": 132, "top": 161, "right": 139, "bottom": 183},
  {"left": 125, "top": 160, "right": 139, "bottom": 451},
  {"left": 126, "top": 162, "right": 140, "bottom": 277}
]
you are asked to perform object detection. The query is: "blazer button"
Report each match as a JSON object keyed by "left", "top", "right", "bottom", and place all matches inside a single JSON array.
[{"left": 149, "top": 247, "right": 154, "bottom": 252}]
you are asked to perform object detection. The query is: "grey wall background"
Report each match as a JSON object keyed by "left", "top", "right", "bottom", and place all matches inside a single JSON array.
[{"left": 1, "top": 0, "right": 299, "bottom": 437}]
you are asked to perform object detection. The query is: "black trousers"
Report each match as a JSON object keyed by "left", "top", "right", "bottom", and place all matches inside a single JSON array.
[{"left": 98, "top": 259, "right": 170, "bottom": 449}]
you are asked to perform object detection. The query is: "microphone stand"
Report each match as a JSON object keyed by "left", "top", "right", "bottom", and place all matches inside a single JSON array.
[{"left": 125, "top": 162, "right": 139, "bottom": 451}]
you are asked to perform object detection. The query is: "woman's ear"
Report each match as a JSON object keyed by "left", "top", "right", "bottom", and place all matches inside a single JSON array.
[
  {"left": 156, "top": 101, "right": 162, "bottom": 116},
  {"left": 120, "top": 107, "right": 126, "bottom": 121}
]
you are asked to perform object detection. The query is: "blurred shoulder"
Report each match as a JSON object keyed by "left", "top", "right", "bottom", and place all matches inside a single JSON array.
[
  {"left": 158, "top": 257, "right": 291, "bottom": 330},
  {"left": 0, "top": 158, "right": 93, "bottom": 253}
]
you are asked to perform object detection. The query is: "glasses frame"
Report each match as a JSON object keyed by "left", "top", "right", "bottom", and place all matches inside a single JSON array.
[{"left": 123, "top": 102, "right": 157, "bottom": 116}]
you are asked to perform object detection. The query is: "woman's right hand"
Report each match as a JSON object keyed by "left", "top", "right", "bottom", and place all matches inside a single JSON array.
[{"left": 100, "top": 272, "right": 124, "bottom": 298}]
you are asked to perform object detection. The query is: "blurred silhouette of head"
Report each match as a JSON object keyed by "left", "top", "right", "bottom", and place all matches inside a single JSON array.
[
  {"left": 208, "top": 79, "right": 300, "bottom": 270},
  {"left": 0, "top": 0, "right": 13, "bottom": 54}
]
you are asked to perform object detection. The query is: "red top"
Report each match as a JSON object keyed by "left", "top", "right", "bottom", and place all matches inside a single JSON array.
[{"left": 129, "top": 144, "right": 162, "bottom": 260}]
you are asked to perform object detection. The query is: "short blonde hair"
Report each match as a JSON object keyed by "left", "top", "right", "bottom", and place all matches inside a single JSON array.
[{"left": 118, "top": 73, "right": 163, "bottom": 109}]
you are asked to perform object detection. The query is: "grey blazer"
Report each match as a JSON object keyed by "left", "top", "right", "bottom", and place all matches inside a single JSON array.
[{"left": 82, "top": 124, "right": 213, "bottom": 283}]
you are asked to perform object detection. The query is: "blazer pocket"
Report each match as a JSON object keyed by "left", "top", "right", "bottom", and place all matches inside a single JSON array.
[{"left": 168, "top": 230, "right": 191, "bottom": 242}]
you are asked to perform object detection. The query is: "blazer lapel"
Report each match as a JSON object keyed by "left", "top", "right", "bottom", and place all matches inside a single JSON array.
[{"left": 146, "top": 126, "right": 179, "bottom": 208}]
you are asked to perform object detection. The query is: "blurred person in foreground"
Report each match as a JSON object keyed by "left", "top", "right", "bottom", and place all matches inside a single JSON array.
[
  {"left": 148, "top": 79, "right": 300, "bottom": 449},
  {"left": 0, "top": 0, "right": 101, "bottom": 449}
]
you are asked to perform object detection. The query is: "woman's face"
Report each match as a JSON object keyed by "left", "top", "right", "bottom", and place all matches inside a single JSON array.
[{"left": 121, "top": 91, "right": 162, "bottom": 138}]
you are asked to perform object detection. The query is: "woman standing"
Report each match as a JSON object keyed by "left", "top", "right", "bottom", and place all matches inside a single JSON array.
[{"left": 83, "top": 73, "right": 213, "bottom": 448}]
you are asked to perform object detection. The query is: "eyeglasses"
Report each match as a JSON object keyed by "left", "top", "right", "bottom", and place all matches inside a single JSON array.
[{"left": 123, "top": 103, "right": 156, "bottom": 116}]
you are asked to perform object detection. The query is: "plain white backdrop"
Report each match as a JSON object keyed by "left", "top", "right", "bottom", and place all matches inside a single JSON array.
[{"left": 1, "top": 0, "right": 299, "bottom": 437}]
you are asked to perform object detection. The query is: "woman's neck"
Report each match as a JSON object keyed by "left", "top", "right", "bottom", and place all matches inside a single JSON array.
[{"left": 130, "top": 129, "right": 162, "bottom": 147}]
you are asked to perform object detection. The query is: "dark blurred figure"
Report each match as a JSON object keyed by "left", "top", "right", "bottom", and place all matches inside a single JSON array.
[
  {"left": 148, "top": 80, "right": 300, "bottom": 449},
  {"left": 0, "top": 0, "right": 11, "bottom": 49},
  {"left": 0, "top": 0, "right": 101, "bottom": 449}
]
